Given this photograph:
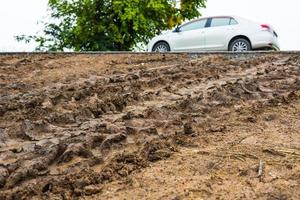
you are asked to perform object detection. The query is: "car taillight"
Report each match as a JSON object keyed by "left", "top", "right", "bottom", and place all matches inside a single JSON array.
[{"left": 261, "top": 24, "right": 271, "bottom": 31}]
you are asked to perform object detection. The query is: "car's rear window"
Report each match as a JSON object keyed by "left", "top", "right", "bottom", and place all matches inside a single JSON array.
[
  {"left": 230, "top": 18, "right": 238, "bottom": 25},
  {"left": 210, "top": 17, "right": 238, "bottom": 27}
]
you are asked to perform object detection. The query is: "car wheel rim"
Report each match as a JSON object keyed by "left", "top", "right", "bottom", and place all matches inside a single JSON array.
[
  {"left": 232, "top": 41, "right": 248, "bottom": 52},
  {"left": 154, "top": 45, "right": 168, "bottom": 52}
]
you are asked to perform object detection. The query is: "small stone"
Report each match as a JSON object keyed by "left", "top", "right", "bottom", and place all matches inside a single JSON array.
[
  {"left": 42, "top": 183, "right": 53, "bottom": 193},
  {"left": 171, "top": 196, "right": 181, "bottom": 200},
  {"left": 107, "top": 123, "right": 123, "bottom": 134},
  {"left": 189, "top": 60, "right": 197, "bottom": 66},
  {"left": 84, "top": 184, "right": 103, "bottom": 196},
  {"left": 42, "top": 98, "right": 53, "bottom": 109},
  {"left": 73, "top": 188, "right": 83, "bottom": 196},
  {"left": 126, "top": 126, "right": 138, "bottom": 134},
  {"left": 0, "top": 128, "right": 7, "bottom": 145},
  {"left": 183, "top": 123, "right": 193, "bottom": 135},
  {"left": 100, "top": 133, "right": 127, "bottom": 150},
  {"left": 58, "top": 143, "right": 93, "bottom": 163},
  {"left": 207, "top": 124, "right": 227, "bottom": 133},
  {"left": 80, "top": 120, "right": 99, "bottom": 131},
  {"left": 20, "top": 120, "right": 35, "bottom": 140},
  {"left": 0, "top": 166, "right": 9, "bottom": 188},
  {"left": 36, "top": 138, "right": 59, "bottom": 147},
  {"left": 22, "top": 143, "right": 36, "bottom": 153},
  {"left": 246, "top": 117, "right": 256, "bottom": 123},
  {"left": 139, "top": 127, "right": 158, "bottom": 135}
]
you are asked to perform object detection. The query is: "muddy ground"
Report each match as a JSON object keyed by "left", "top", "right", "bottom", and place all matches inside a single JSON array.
[{"left": 0, "top": 53, "right": 299, "bottom": 200}]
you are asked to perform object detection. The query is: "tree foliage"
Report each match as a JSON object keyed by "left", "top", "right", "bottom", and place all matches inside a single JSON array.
[{"left": 17, "top": 0, "right": 206, "bottom": 51}]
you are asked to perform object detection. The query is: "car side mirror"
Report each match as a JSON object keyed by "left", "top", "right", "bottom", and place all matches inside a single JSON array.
[{"left": 174, "top": 26, "right": 181, "bottom": 32}]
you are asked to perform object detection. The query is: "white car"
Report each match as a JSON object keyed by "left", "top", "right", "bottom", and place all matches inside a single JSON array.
[{"left": 147, "top": 15, "right": 279, "bottom": 52}]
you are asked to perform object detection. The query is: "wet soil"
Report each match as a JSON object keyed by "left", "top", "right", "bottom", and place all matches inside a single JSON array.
[{"left": 0, "top": 53, "right": 299, "bottom": 200}]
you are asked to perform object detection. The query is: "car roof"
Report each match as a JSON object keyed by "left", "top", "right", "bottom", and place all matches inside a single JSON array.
[{"left": 182, "top": 15, "right": 238, "bottom": 26}]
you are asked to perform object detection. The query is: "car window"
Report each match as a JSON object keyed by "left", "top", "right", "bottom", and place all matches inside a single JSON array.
[
  {"left": 230, "top": 18, "right": 238, "bottom": 25},
  {"left": 180, "top": 19, "right": 207, "bottom": 32},
  {"left": 210, "top": 17, "right": 231, "bottom": 27}
]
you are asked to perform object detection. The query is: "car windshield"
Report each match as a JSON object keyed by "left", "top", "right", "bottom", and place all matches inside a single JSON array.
[{"left": 179, "top": 19, "right": 207, "bottom": 32}]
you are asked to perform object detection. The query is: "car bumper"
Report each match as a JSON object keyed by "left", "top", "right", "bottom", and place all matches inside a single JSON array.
[
  {"left": 251, "top": 31, "right": 280, "bottom": 50},
  {"left": 147, "top": 39, "right": 157, "bottom": 52}
]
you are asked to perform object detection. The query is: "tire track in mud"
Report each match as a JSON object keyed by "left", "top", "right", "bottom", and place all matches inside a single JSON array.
[{"left": 0, "top": 53, "right": 299, "bottom": 199}]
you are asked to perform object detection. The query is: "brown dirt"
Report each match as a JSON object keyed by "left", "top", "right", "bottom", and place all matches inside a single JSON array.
[{"left": 0, "top": 53, "right": 299, "bottom": 200}]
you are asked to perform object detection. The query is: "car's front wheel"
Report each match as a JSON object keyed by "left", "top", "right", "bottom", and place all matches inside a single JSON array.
[
  {"left": 229, "top": 38, "right": 251, "bottom": 52},
  {"left": 152, "top": 42, "right": 170, "bottom": 52}
]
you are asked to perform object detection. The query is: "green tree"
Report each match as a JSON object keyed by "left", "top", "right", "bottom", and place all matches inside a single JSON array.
[{"left": 17, "top": 0, "right": 206, "bottom": 51}]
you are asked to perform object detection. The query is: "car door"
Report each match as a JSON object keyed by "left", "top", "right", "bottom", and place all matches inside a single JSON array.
[
  {"left": 170, "top": 19, "right": 207, "bottom": 51},
  {"left": 204, "top": 17, "right": 238, "bottom": 50}
]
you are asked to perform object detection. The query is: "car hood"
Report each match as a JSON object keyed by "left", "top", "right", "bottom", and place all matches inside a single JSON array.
[
  {"left": 152, "top": 30, "right": 173, "bottom": 40},
  {"left": 161, "top": 30, "right": 173, "bottom": 35}
]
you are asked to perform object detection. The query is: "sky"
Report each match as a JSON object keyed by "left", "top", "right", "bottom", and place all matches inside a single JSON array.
[
  {"left": 0, "top": 1, "right": 48, "bottom": 52},
  {"left": 0, "top": 0, "right": 299, "bottom": 51}
]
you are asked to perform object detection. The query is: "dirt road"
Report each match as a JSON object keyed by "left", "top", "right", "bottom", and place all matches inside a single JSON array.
[{"left": 0, "top": 53, "right": 299, "bottom": 199}]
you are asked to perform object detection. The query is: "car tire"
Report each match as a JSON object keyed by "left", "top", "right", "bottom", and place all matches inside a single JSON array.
[
  {"left": 229, "top": 38, "right": 251, "bottom": 52},
  {"left": 152, "top": 42, "right": 170, "bottom": 52}
]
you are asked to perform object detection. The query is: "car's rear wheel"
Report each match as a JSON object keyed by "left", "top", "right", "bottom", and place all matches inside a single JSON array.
[
  {"left": 229, "top": 38, "right": 251, "bottom": 52},
  {"left": 152, "top": 42, "right": 170, "bottom": 52}
]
